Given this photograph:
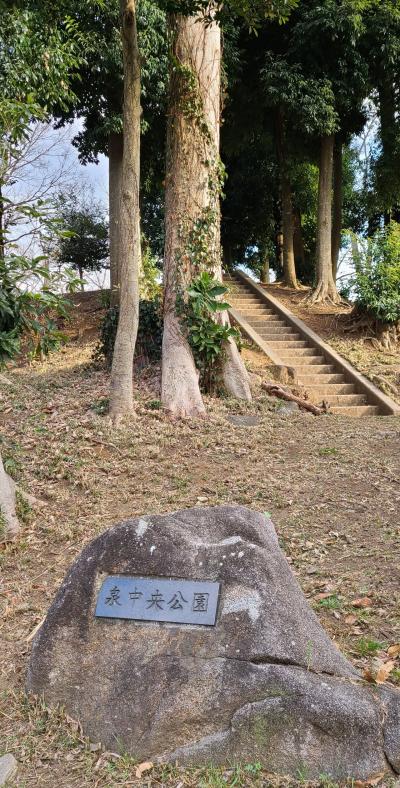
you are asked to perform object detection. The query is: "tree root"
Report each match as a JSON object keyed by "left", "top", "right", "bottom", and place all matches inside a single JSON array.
[{"left": 301, "top": 280, "right": 344, "bottom": 306}]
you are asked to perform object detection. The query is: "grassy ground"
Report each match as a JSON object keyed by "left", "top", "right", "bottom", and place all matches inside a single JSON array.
[{"left": 0, "top": 293, "right": 399, "bottom": 787}]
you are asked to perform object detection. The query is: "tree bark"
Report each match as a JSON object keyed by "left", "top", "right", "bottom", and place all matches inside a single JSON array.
[
  {"left": 0, "top": 455, "right": 20, "bottom": 539},
  {"left": 162, "top": 13, "right": 250, "bottom": 416},
  {"left": 293, "top": 209, "right": 305, "bottom": 272},
  {"left": 78, "top": 264, "right": 84, "bottom": 290},
  {"left": 108, "top": 132, "right": 123, "bottom": 306},
  {"left": 260, "top": 253, "right": 270, "bottom": 284},
  {"left": 281, "top": 175, "right": 298, "bottom": 288},
  {"left": 275, "top": 109, "right": 298, "bottom": 289},
  {"left": 308, "top": 135, "right": 341, "bottom": 304},
  {"left": 222, "top": 240, "right": 233, "bottom": 271},
  {"left": 378, "top": 78, "right": 396, "bottom": 164},
  {"left": 331, "top": 137, "right": 343, "bottom": 282},
  {"left": 109, "top": 0, "right": 141, "bottom": 422},
  {"left": 276, "top": 228, "right": 283, "bottom": 273}
]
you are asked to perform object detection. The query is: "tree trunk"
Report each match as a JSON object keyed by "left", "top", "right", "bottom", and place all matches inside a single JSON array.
[
  {"left": 331, "top": 137, "right": 343, "bottom": 281},
  {"left": 78, "top": 264, "right": 84, "bottom": 290},
  {"left": 260, "top": 254, "right": 270, "bottom": 284},
  {"left": 293, "top": 209, "right": 305, "bottom": 271},
  {"left": 0, "top": 455, "right": 20, "bottom": 539},
  {"left": 109, "top": 0, "right": 141, "bottom": 422},
  {"left": 281, "top": 175, "right": 298, "bottom": 288},
  {"left": 276, "top": 228, "right": 283, "bottom": 274},
  {"left": 378, "top": 78, "right": 396, "bottom": 163},
  {"left": 308, "top": 135, "right": 341, "bottom": 304},
  {"left": 108, "top": 132, "right": 123, "bottom": 306},
  {"left": 222, "top": 240, "right": 233, "bottom": 271},
  {"left": 162, "top": 13, "right": 250, "bottom": 416},
  {"left": 275, "top": 109, "right": 298, "bottom": 289}
]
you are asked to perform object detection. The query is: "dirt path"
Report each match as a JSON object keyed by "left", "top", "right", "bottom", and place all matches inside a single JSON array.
[{"left": 0, "top": 304, "right": 399, "bottom": 787}]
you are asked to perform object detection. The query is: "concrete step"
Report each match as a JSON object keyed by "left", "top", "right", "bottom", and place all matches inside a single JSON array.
[
  {"left": 237, "top": 308, "right": 276, "bottom": 317},
  {"left": 281, "top": 355, "right": 327, "bottom": 365},
  {"left": 234, "top": 304, "right": 274, "bottom": 313},
  {"left": 276, "top": 347, "right": 321, "bottom": 357},
  {"left": 257, "top": 326, "right": 298, "bottom": 336},
  {"left": 292, "top": 364, "right": 337, "bottom": 374},
  {"left": 302, "top": 384, "right": 357, "bottom": 396},
  {"left": 260, "top": 334, "right": 302, "bottom": 343},
  {"left": 231, "top": 295, "right": 263, "bottom": 302},
  {"left": 268, "top": 340, "right": 309, "bottom": 349},
  {"left": 298, "top": 373, "right": 346, "bottom": 385},
  {"left": 240, "top": 312, "right": 276, "bottom": 320},
  {"left": 245, "top": 316, "right": 287, "bottom": 325},
  {"left": 330, "top": 405, "right": 380, "bottom": 416},
  {"left": 311, "top": 394, "right": 367, "bottom": 406}
]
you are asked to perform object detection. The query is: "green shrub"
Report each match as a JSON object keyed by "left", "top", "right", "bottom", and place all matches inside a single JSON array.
[
  {"left": 182, "top": 271, "right": 241, "bottom": 393},
  {"left": 0, "top": 253, "right": 80, "bottom": 365},
  {"left": 351, "top": 224, "right": 400, "bottom": 324},
  {"left": 95, "top": 297, "right": 163, "bottom": 367}
]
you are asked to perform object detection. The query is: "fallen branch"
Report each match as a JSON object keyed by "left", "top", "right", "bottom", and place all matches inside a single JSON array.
[{"left": 261, "top": 381, "right": 328, "bottom": 416}]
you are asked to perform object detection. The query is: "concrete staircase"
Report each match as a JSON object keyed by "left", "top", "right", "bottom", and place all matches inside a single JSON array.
[{"left": 225, "top": 272, "right": 400, "bottom": 417}]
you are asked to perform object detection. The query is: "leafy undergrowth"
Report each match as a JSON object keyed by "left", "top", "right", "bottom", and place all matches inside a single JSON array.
[{"left": 0, "top": 297, "right": 399, "bottom": 787}]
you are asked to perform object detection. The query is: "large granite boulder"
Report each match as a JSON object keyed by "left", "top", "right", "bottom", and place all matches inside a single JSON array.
[{"left": 27, "top": 506, "right": 400, "bottom": 779}]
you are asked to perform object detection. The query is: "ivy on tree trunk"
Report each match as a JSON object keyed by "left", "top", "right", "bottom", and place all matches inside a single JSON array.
[{"left": 162, "top": 11, "right": 250, "bottom": 418}]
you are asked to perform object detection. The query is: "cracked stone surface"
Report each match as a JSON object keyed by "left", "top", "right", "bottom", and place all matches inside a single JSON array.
[{"left": 27, "top": 506, "right": 400, "bottom": 779}]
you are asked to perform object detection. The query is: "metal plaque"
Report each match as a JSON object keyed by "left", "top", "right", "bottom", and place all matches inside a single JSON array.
[{"left": 95, "top": 575, "right": 220, "bottom": 626}]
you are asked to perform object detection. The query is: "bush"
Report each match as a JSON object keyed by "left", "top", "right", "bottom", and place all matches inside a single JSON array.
[
  {"left": 351, "top": 224, "right": 400, "bottom": 324},
  {"left": 0, "top": 254, "right": 80, "bottom": 366},
  {"left": 182, "top": 271, "right": 240, "bottom": 393},
  {"left": 95, "top": 297, "right": 163, "bottom": 367}
]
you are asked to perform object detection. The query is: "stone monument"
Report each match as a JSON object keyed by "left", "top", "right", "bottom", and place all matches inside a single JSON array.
[{"left": 27, "top": 506, "right": 400, "bottom": 780}]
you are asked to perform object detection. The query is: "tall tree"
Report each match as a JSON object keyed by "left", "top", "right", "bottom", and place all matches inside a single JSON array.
[
  {"left": 361, "top": 1, "right": 400, "bottom": 221},
  {"left": 109, "top": 0, "right": 141, "bottom": 422},
  {"left": 311, "top": 133, "right": 338, "bottom": 303},
  {"left": 288, "top": 0, "right": 368, "bottom": 303},
  {"left": 162, "top": 11, "right": 252, "bottom": 417},
  {"left": 275, "top": 107, "right": 298, "bottom": 288},
  {"left": 52, "top": 192, "right": 109, "bottom": 285},
  {"left": 49, "top": 0, "right": 168, "bottom": 303},
  {"left": 331, "top": 135, "right": 343, "bottom": 280}
]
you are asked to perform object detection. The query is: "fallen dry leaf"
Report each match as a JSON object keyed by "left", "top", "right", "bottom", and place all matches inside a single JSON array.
[
  {"left": 135, "top": 761, "right": 153, "bottom": 778},
  {"left": 363, "top": 667, "right": 376, "bottom": 684},
  {"left": 376, "top": 660, "right": 395, "bottom": 684},
  {"left": 345, "top": 614, "right": 357, "bottom": 625},
  {"left": 351, "top": 597, "right": 373, "bottom": 608},
  {"left": 314, "top": 592, "right": 335, "bottom": 600},
  {"left": 388, "top": 643, "right": 400, "bottom": 658}
]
